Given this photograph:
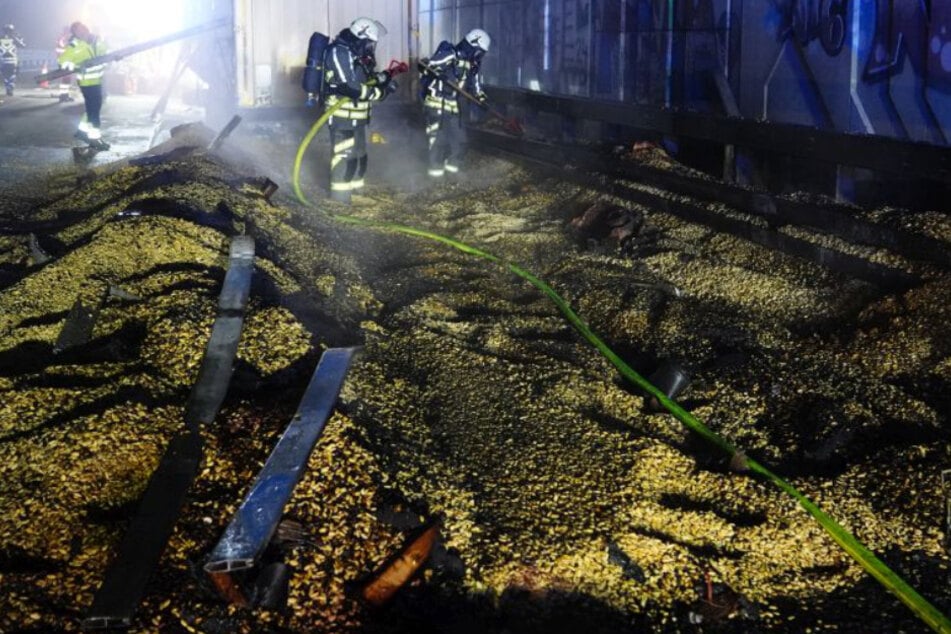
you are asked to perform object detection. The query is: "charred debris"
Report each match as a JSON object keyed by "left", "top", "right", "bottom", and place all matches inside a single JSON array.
[{"left": 0, "top": 121, "right": 949, "bottom": 633}]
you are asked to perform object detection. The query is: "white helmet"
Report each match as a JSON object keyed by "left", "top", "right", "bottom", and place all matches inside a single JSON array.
[
  {"left": 465, "top": 28, "right": 491, "bottom": 52},
  {"left": 350, "top": 17, "right": 385, "bottom": 42}
]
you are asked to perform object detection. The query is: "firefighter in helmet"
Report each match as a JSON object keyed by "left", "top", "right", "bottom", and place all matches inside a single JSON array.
[
  {"left": 58, "top": 21, "right": 109, "bottom": 150},
  {"left": 419, "top": 28, "right": 491, "bottom": 179},
  {"left": 322, "top": 17, "right": 397, "bottom": 204},
  {"left": 0, "top": 24, "right": 25, "bottom": 96}
]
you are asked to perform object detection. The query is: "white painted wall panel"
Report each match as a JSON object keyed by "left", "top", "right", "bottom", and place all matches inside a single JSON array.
[{"left": 235, "top": 0, "right": 411, "bottom": 107}]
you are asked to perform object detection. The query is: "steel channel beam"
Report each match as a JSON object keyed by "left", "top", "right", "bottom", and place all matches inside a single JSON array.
[
  {"left": 204, "top": 346, "right": 359, "bottom": 574},
  {"left": 82, "top": 236, "right": 255, "bottom": 630},
  {"left": 81, "top": 432, "right": 203, "bottom": 630},
  {"left": 184, "top": 235, "right": 255, "bottom": 430},
  {"left": 485, "top": 86, "right": 951, "bottom": 184},
  {"left": 471, "top": 129, "right": 919, "bottom": 290}
]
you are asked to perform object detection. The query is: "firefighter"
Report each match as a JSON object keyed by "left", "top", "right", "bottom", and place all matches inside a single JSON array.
[
  {"left": 58, "top": 21, "right": 109, "bottom": 150},
  {"left": 420, "top": 28, "right": 491, "bottom": 179},
  {"left": 0, "top": 24, "right": 25, "bottom": 96},
  {"left": 322, "top": 17, "right": 397, "bottom": 204}
]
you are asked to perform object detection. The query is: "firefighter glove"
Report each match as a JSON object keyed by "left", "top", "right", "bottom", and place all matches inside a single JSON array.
[{"left": 305, "top": 92, "right": 318, "bottom": 107}]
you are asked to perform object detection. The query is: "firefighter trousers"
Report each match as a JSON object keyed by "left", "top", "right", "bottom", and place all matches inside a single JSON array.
[
  {"left": 328, "top": 119, "right": 368, "bottom": 204},
  {"left": 78, "top": 84, "right": 104, "bottom": 139},
  {"left": 425, "top": 108, "right": 467, "bottom": 178},
  {"left": 1, "top": 62, "right": 16, "bottom": 94}
]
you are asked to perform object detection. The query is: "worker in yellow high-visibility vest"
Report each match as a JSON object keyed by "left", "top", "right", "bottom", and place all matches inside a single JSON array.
[{"left": 58, "top": 22, "right": 109, "bottom": 150}]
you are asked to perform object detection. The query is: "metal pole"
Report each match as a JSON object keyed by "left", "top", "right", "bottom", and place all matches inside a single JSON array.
[
  {"left": 618, "top": 0, "right": 625, "bottom": 101},
  {"left": 664, "top": 0, "right": 674, "bottom": 108},
  {"left": 586, "top": 0, "right": 593, "bottom": 97},
  {"left": 724, "top": 0, "right": 731, "bottom": 81}
]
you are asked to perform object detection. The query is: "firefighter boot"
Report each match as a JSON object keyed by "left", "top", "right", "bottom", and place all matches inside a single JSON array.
[{"left": 329, "top": 188, "right": 351, "bottom": 205}]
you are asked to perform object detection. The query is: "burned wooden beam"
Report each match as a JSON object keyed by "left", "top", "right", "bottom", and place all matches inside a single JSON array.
[
  {"left": 204, "top": 347, "right": 359, "bottom": 579},
  {"left": 128, "top": 146, "right": 199, "bottom": 167}
]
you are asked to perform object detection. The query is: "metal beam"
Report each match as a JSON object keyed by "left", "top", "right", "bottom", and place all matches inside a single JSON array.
[
  {"left": 470, "top": 128, "right": 949, "bottom": 269},
  {"left": 82, "top": 236, "right": 255, "bottom": 630},
  {"left": 81, "top": 432, "right": 203, "bottom": 630},
  {"left": 470, "top": 129, "right": 921, "bottom": 289},
  {"left": 205, "top": 347, "right": 359, "bottom": 575},
  {"left": 485, "top": 86, "right": 951, "bottom": 184},
  {"left": 184, "top": 235, "right": 255, "bottom": 430}
]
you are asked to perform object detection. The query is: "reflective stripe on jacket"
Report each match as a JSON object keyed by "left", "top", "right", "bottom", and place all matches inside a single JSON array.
[
  {"left": 422, "top": 40, "right": 484, "bottom": 114},
  {"left": 323, "top": 39, "right": 382, "bottom": 121},
  {"left": 0, "top": 35, "right": 23, "bottom": 63},
  {"left": 58, "top": 36, "right": 107, "bottom": 86}
]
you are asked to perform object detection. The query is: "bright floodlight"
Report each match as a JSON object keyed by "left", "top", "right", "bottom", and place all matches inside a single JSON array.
[{"left": 85, "top": 0, "right": 185, "bottom": 41}]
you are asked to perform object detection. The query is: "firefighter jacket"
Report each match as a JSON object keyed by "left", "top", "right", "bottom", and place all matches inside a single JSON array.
[
  {"left": 323, "top": 29, "right": 385, "bottom": 122},
  {"left": 422, "top": 39, "right": 485, "bottom": 115},
  {"left": 57, "top": 35, "right": 107, "bottom": 86},
  {"left": 0, "top": 32, "right": 25, "bottom": 64}
]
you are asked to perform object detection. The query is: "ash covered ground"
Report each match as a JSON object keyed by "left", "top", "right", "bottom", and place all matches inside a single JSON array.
[{"left": 0, "top": 115, "right": 949, "bottom": 633}]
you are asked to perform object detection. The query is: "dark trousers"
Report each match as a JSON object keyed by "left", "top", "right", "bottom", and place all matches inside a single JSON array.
[
  {"left": 328, "top": 119, "right": 368, "bottom": 203},
  {"left": 425, "top": 108, "right": 467, "bottom": 176},
  {"left": 1, "top": 62, "right": 16, "bottom": 93},
  {"left": 80, "top": 84, "right": 104, "bottom": 129}
]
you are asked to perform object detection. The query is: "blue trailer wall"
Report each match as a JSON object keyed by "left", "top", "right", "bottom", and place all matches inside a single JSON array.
[{"left": 419, "top": 0, "right": 951, "bottom": 145}]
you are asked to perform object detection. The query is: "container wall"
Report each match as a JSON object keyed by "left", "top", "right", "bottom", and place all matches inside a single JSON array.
[
  {"left": 423, "top": 0, "right": 951, "bottom": 145},
  {"left": 234, "top": 0, "right": 410, "bottom": 107}
]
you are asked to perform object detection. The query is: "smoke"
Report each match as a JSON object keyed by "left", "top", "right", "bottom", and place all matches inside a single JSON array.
[{"left": 208, "top": 100, "right": 502, "bottom": 205}]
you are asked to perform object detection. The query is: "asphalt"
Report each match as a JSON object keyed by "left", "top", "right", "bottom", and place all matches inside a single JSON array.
[{"left": 0, "top": 84, "right": 203, "bottom": 187}]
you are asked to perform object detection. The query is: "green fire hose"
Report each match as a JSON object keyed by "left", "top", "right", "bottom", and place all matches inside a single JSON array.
[
  {"left": 287, "top": 75, "right": 950, "bottom": 627},
  {"left": 322, "top": 213, "right": 951, "bottom": 633},
  {"left": 292, "top": 100, "right": 346, "bottom": 205},
  {"left": 293, "top": 60, "right": 408, "bottom": 205}
]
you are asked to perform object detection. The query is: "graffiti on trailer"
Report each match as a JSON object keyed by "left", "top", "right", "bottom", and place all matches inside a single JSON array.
[
  {"left": 769, "top": 1, "right": 951, "bottom": 91},
  {"left": 768, "top": 0, "right": 848, "bottom": 56},
  {"left": 675, "top": 0, "right": 741, "bottom": 78},
  {"left": 864, "top": 0, "right": 951, "bottom": 93}
]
